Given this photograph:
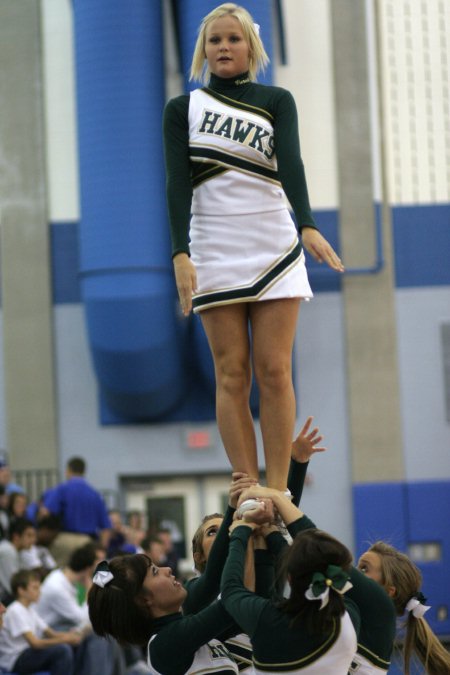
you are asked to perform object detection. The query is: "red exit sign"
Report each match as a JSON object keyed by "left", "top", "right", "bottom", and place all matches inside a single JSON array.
[{"left": 186, "top": 430, "right": 211, "bottom": 449}]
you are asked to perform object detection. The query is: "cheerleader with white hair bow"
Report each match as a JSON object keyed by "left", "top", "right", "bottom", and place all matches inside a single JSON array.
[{"left": 356, "top": 542, "right": 449, "bottom": 675}]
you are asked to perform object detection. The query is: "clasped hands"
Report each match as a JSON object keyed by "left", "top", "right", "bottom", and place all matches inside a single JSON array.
[{"left": 229, "top": 484, "right": 290, "bottom": 533}]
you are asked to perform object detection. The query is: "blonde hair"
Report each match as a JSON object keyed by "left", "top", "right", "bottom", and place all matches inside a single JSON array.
[
  {"left": 370, "top": 542, "right": 450, "bottom": 675},
  {"left": 191, "top": 513, "right": 223, "bottom": 573},
  {"left": 190, "top": 3, "right": 269, "bottom": 84}
]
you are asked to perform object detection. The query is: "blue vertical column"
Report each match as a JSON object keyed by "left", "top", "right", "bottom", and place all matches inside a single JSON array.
[{"left": 72, "top": 0, "right": 185, "bottom": 420}]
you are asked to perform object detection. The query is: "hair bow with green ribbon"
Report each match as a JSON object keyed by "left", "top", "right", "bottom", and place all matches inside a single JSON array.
[{"left": 304, "top": 564, "right": 353, "bottom": 610}]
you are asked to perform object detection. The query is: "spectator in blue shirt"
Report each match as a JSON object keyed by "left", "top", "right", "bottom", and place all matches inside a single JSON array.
[{"left": 43, "top": 457, "right": 111, "bottom": 567}]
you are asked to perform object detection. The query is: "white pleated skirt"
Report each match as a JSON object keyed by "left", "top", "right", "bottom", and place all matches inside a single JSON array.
[{"left": 190, "top": 209, "right": 313, "bottom": 313}]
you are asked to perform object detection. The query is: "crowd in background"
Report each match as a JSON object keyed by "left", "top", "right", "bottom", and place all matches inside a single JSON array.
[{"left": 0, "top": 451, "right": 181, "bottom": 675}]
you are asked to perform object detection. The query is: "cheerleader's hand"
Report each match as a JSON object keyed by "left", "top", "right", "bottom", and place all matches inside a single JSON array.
[
  {"left": 173, "top": 253, "right": 197, "bottom": 316},
  {"left": 301, "top": 227, "right": 344, "bottom": 272},
  {"left": 229, "top": 472, "right": 259, "bottom": 509},
  {"left": 292, "top": 416, "right": 327, "bottom": 464}
]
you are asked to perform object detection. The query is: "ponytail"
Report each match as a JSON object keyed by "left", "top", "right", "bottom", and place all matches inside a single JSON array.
[
  {"left": 280, "top": 529, "right": 353, "bottom": 635},
  {"left": 403, "top": 612, "right": 450, "bottom": 675},
  {"left": 369, "top": 542, "right": 450, "bottom": 674}
]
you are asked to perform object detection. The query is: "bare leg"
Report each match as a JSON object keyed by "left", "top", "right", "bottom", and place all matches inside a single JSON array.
[
  {"left": 249, "top": 298, "right": 301, "bottom": 490},
  {"left": 200, "top": 304, "right": 259, "bottom": 480}
]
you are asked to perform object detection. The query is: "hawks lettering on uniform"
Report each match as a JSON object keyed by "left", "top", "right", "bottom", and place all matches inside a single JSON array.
[
  {"left": 208, "top": 643, "right": 233, "bottom": 660},
  {"left": 198, "top": 109, "right": 275, "bottom": 159}
]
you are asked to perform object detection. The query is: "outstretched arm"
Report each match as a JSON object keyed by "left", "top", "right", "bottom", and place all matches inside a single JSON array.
[
  {"left": 184, "top": 473, "right": 257, "bottom": 614},
  {"left": 220, "top": 520, "right": 269, "bottom": 636},
  {"left": 288, "top": 416, "right": 326, "bottom": 507}
]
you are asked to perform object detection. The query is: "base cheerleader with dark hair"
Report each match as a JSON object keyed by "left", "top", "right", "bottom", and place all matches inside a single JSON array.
[
  {"left": 88, "top": 555, "right": 238, "bottom": 675},
  {"left": 222, "top": 486, "right": 398, "bottom": 674}
]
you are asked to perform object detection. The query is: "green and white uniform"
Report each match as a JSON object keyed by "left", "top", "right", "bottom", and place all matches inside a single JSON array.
[
  {"left": 183, "top": 505, "right": 265, "bottom": 672},
  {"left": 183, "top": 506, "right": 236, "bottom": 616},
  {"left": 348, "top": 653, "right": 391, "bottom": 674},
  {"left": 163, "top": 73, "right": 316, "bottom": 313},
  {"left": 286, "top": 467, "right": 396, "bottom": 673},
  {"left": 221, "top": 525, "right": 359, "bottom": 674},
  {"left": 222, "top": 547, "right": 275, "bottom": 673},
  {"left": 277, "top": 513, "right": 396, "bottom": 673},
  {"left": 147, "top": 603, "right": 238, "bottom": 675}
]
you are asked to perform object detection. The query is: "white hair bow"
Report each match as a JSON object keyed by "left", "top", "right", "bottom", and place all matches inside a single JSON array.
[
  {"left": 92, "top": 560, "right": 114, "bottom": 588},
  {"left": 405, "top": 597, "right": 431, "bottom": 619},
  {"left": 253, "top": 23, "right": 260, "bottom": 35}
]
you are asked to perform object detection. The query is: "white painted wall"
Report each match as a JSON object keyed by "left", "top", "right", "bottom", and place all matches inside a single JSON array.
[
  {"left": 274, "top": 0, "right": 338, "bottom": 210},
  {"left": 378, "top": 0, "right": 450, "bottom": 204},
  {"left": 41, "top": 0, "right": 79, "bottom": 221},
  {"left": 396, "top": 287, "right": 450, "bottom": 480}
]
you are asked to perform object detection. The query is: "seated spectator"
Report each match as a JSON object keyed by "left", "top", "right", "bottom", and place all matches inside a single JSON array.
[
  {"left": 0, "top": 518, "right": 35, "bottom": 605},
  {"left": 37, "top": 543, "right": 95, "bottom": 632},
  {"left": 140, "top": 535, "right": 165, "bottom": 565},
  {"left": 0, "top": 569, "right": 79, "bottom": 675},
  {"left": 7, "top": 491, "right": 28, "bottom": 525},
  {"left": 43, "top": 457, "right": 111, "bottom": 566},
  {"left": 0, "top": 452, "right": 25, "bottom": 496},
  {"left": 19, "top": 515, "right": 60, "bottom": 580},
  {"left": 36, "top": 543, "right": 125, "bottom": 675}
]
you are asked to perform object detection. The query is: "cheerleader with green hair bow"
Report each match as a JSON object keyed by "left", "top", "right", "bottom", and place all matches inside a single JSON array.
[
  {"left": 220, "top": 487, "right": 397, "bottom": 674},
  {"left": 304, "top": 565, "right": 353, "bottom": 609}
]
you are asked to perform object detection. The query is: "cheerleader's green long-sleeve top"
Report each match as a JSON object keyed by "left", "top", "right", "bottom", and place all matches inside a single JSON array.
[
  {"left": 163, "top": 72, "right": 318, "bottom": 258},
  {"left": 287, "top": 516, "right": 396, "bottom": 671},
  {"left": 220, "top": 520, "right": 361, "bottom": 672},
  {"left": 182, "top": 504, "right": 272, "bottom": 673},
  {"left": 262, "top": 515, "right": 397, "bottom": 672},
  {"left": 148, "top": 507, "right": 238, "bottom": 674},
  {"left": 285, "top": 464, "right": 396, "bottom": 670},
  {"left": 183, "top": 505, "right": 236, "bottom": 615}
]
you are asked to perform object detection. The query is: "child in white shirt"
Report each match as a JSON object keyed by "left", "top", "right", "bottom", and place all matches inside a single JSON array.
[{"left": 0, "top": 569, "right": 80, "bottom": 675}]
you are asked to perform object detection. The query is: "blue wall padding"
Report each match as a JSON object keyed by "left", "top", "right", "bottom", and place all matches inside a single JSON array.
[
  {"left": 175, "top": 0, "right": 273, "bottom": 90},
  {"left": 353, "top": 481, "right": 450, "bottom": 636},
  {"left": 353, "top": 482, "right": 408, "bottom": 559},
  {"left": 48, "top": 202, "right": 450, "bottom": 308},
  {"left": 406, "top": 481, "right": 450, "bottom": 635},
  {"left": 72, "top": 0, "right": 186, "bottom": 419},
  {"left": 51, "top": 222, "right": 81, "bottom": 304},
  {"left": 393, "top": 203, "right": 450, "bottom": 287}
]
